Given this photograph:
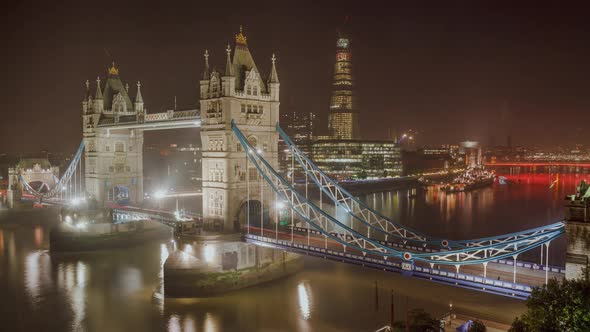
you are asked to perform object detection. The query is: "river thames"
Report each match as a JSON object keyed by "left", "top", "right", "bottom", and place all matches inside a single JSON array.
[{"left": 0, "top": 170, "right": 582, "bottom": 331}]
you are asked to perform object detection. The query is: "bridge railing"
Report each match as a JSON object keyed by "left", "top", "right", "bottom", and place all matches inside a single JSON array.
[{"left": 245, "top": 233, "right": 533, "bottom": 299}]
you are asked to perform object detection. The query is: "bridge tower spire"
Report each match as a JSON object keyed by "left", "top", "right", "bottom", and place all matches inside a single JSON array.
[
  {"left": 200, "top": 50, "right": 211, "bottom": 99},
  {"left": 200, "top": 27, "right": 280, "bottom": 232}
]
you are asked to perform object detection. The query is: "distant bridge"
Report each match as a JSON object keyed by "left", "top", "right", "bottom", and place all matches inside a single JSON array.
[{"left": 486, "top": 161, "right": 590, "bottom": 167}]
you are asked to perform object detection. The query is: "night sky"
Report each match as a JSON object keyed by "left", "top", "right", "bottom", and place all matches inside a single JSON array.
[{"left": 2, "top": 1, "right": 590, "bottom": 153}]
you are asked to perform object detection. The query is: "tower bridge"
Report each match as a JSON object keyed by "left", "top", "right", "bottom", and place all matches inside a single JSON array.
[{"left": 12, "top": 28, "right": 590, "bottom": 299}]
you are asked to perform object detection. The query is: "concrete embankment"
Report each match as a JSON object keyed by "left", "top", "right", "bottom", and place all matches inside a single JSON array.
[
  {"left": 50, "top": 219, "right": 172, "bottom": 252},
  {"left": 164, "top": 240, "right": 303, "bottom": 297}
]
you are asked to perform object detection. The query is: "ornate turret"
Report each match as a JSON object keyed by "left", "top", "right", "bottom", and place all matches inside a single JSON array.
[
  {"left": 268, "top": 53, "right": 280, "bottom": 101},
  {"left": 269, "top": 53, "right": 279, "bottom": 83},
  {"left": 224, "top": 44, "right": 233, "bottom": 77},
  {"left": 202, "top": 50, "right": 210, "bottom": 80},
  {"left": 94, "top": 76, "right": 104, "bottom": 112},
  {"left": 95, "top": 77, "right": 103, "bottom": 100},
  {"left": 221, "top": 44, "right": 236, "bottom": 96},
  {"left": 200, "top": 50, "right": 211, "bottom": 99},
  {"left": 82, "top": 80, "right": 92, "bottom": 113},
  {"left": 135, "top": 81, "right": 144, "bottom": 113}
]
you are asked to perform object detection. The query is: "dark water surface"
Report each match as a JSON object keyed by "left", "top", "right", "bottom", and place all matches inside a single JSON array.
[{"left": 0, "top": 171, "right": 581, "bottom": 331}]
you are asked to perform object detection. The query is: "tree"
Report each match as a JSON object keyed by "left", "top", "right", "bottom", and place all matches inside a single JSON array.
[
  {"left": 469, "top": 319, "right": 486, "bottom": 332},
  {"left": 407, "top": 308, "right": 439, "bottom": 332},
  {"left": 391, "top": 308, "right": 439, "bottom": 332},
  {"left": 509, "top": 275, "right": 590, "bottom": 332}
]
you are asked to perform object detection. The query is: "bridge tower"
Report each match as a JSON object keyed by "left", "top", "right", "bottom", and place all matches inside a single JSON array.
[
  {"left": 82, "top": 64, "right": 145, "bottom": 205},
  {"left": 564, "top": 180, "right": 590, "bottom": 279},
  {"left": 200, "top": 28, "right": 280, "bottom": 232}
]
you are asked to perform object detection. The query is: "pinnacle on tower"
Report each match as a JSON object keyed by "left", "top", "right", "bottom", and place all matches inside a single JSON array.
[
  {"left": 84, "top": 79, "right": 91, "bottom": 100},
  {"left": 202, "top": 50, "right": 210, "bottom": 80},
  {"left": 235, "top": 25, "right": 247, "bottom": 45},
  {"left": 269, "top": 53, "right": 279, "bottom": 83},
  {"left": 135, "top": 81, "right": 143, "bottom": 103},
  {"left": 95, "top": 77, "right": 103, "bottom": 99},
  {"left": 224, "top": 44, "right": 234, "bottom": 76},
  {"left": 108, "top": 61, "right": 119, "bottom": 76}
]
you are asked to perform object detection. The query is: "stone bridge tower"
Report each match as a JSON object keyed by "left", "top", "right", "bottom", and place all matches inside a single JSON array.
[
  {"left": 82, "top": 63, "right": 145, "bottom": 205},
  {"left": 200, "top": 28, "right": 280, "bottom": 232}
]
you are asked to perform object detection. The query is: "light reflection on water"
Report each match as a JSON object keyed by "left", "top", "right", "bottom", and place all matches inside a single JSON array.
[
  {"left": 0, "top": 171, "right": 581, "bottom": 331},
  {"left": 56, "top": 260, "right": 88, "bottom": 331},
  {"left": 297, "top": 281, "right": 312, "bottom": 320},
  {"left": 0, "top": 229, "right": 4, "bottom": 256}
]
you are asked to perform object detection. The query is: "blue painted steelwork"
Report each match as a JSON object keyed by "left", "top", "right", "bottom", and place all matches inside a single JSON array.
[
  {"left": 278, "top": 124, "right": 565, "bottom": 253},
  {"left": 233, "top": 121, "right": 564, "bottom": 267},
  {"left": 244, "top": 234, "right": 532, "bottom": 299}
]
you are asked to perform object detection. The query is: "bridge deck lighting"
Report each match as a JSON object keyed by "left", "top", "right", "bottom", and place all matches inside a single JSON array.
[{"left": 154, "top": 190, "right": 166, "bottom": 199}]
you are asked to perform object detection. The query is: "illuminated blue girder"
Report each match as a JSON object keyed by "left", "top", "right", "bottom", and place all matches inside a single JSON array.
[
  {"left": 278, "top": 123, "right": 565, "bottom": 250},
  {"left": 234, "top": 121, "right": 563, "bottom": 266}
]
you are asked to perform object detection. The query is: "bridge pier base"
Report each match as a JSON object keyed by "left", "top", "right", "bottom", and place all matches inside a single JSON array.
[{"left": 164, "top": 239, "right": 302, "bottom": 297}]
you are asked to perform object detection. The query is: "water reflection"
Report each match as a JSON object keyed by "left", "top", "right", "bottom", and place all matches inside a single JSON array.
[
  {"left": 34, "top": 225, "right": 43, "bottom": 248},
  {"left": 56, "top": 261, "right": 88, "bottom": 330},
  {"left": 0, "top": 172, "right": 577, "bottom": 331},
  {"left": 0, "top": 229, "right": 4, "bottom": 256},
  {"left": 204, "top": 312, "right": 217, "bottom": 332},
  {"left": 297, "top": 281, "right": 312, "bottom": 320}
]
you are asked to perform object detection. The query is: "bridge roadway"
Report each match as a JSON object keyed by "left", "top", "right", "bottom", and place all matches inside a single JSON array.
[{"left": 243, "top": 226, "right": 563, "bottom": 299}]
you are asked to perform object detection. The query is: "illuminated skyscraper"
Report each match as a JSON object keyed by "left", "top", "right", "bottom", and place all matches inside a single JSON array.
[{"left": 328, "top": 28, "right": 360, "bottom": 140}]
